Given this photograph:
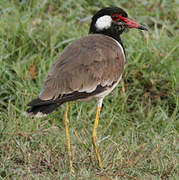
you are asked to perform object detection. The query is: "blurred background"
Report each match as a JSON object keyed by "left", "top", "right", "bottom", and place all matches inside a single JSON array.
[{"left": 0, "top": 0, "right": 178, "bottom": 179}]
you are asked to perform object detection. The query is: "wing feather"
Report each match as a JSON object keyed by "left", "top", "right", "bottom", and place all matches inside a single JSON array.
[{"left": 39, "top": 34, "right": 125, "bottom": 100}]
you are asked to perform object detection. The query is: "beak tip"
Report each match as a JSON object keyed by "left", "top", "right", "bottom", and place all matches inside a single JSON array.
[{"left": 138, "top": 25, "right": 148, "bottom": 31}]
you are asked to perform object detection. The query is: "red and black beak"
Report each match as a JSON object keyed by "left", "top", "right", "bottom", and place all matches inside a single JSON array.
[
  {"left": 123, "top": 17, "right": 148, "bottom": 31},
  {"left": 111, "top": 13, "right": 148, "bottom": 31}
]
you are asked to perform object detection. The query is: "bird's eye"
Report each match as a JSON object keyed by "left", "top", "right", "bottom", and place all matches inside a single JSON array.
[{"left": 111, "top": 14, "right": 119, "bottom": 20}]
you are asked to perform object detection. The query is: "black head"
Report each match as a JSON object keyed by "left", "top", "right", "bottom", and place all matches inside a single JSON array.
[{"left": 89, "top": 7, "right": 148, "bottom": 42}]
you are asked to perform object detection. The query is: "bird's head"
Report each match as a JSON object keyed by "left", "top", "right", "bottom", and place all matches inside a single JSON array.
[{"left": 89, "top": 7, "right": 148, "bottom": 37}]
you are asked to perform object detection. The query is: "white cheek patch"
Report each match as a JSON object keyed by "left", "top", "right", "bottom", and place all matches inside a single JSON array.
[{"left": 95, "top": 15, "right": 112, "bottom": 31}]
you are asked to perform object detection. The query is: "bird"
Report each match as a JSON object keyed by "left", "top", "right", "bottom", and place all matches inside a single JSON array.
[{"left": 25, "top": 7, "right": 148, "bottom": 171}]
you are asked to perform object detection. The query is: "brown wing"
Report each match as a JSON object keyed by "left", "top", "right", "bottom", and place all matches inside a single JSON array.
[{"left": 39, "top": 34, "right": 125, "bottom": 100}]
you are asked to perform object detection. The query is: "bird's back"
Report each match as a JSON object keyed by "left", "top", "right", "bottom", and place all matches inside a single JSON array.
[
  {"left": 40, "top": 34, "right": 125, "bottom": 100},
  {"left": 26, "top": 34, "right": 125, "bottom": 116}
]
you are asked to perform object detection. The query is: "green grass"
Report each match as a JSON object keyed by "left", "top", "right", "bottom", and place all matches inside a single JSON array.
[{"left": 0, "top": 0, "right": 178, "bottom": 179}]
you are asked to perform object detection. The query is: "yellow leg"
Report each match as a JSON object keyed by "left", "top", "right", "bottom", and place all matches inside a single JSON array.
[
  {"left": 64, "top": 102, "right": 74, "bottom": 173},
  {"left": 92, "top": 106, "right": 103, "bottom": 169}
]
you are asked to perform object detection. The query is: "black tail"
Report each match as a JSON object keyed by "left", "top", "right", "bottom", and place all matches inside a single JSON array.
[
  {"left": 25, "top": 98, "right": 62, "bottom": 117},
  {"left": 25, "top": 84, "right": 107, "bottom": 117}
]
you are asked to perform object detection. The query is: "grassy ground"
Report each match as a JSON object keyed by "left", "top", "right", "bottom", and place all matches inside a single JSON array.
[{"left": 0, "top": 0, "right": 178, "bottom": 179}]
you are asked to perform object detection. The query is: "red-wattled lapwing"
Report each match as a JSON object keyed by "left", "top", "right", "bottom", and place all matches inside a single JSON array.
[{"left": 25, "top": 7, "right": 148, "bottom": 171}]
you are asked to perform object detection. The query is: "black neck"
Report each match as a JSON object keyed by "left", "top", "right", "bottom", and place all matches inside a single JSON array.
[{"left": 89, "top": 23, "right": 126, "bottom": 54}]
